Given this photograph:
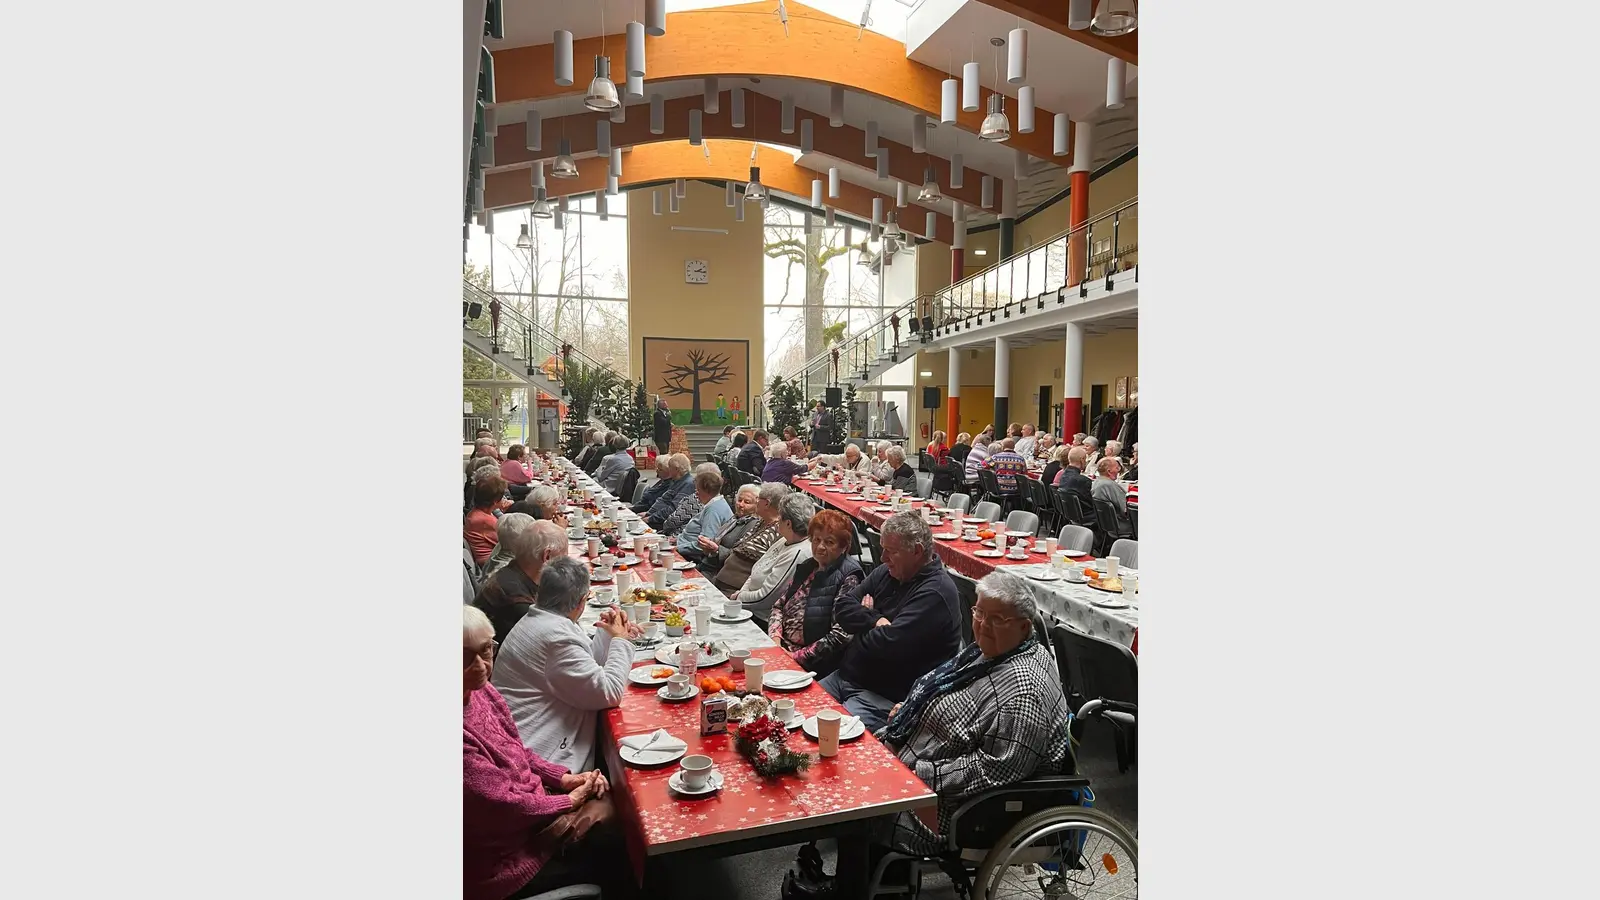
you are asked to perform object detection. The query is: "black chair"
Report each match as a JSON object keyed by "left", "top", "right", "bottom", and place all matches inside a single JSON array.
[
  {"left": 930, "top": 461, "right": 962, "bottom": 500},
  {"left": 978, "top": 468, "right": 1021, "bottom": 516},
  {"left": 615, "top": 468, "right": 640, "bottom": 506},
  {"left": 1091, "top": 500, "right": 1136, "bottom": 557},
  {"left": 953, "top": 572, "right": 978, "bottom": 647},
  {"left": 1049, "top": 622, "right": 1138, "bottom": 773},
  {"left": 862, "top": 526, "right": 884, "bottom": 575},
  {"left": 1057, "top": 490, "right": 1096, "bottom": 528},
  {"left": 1026, "top": 477, "right": 1057, "bottom": 534}
]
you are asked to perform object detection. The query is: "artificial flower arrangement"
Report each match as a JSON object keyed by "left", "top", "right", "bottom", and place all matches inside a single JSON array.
[{"left": 727, "top": 693, "right": 814, "bottom": 778}]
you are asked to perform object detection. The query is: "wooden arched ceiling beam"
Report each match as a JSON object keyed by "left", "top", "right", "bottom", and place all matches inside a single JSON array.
[
  {"left": 484, "top": 141, "right": 957, "bottom": 245},
  {"left": 491, "top": 90, "right": 1049, "bottom": 212},
  {"left": 979, "top": 2, "right": 1137, "bottom": 64},
  {"left": 491, "top": 1, "right": 1068, "bottom": 163}
]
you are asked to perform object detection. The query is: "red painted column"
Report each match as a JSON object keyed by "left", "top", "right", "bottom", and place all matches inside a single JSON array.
[{"left": 1066, "top": 122, "right": 1093, "bottom": 288}]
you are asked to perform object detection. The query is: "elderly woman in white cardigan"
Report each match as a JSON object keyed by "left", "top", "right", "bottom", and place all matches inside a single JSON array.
[
  {"left": 731, "top": 492, "right": 814, "bottom": 627},
  {"left": 492, "top": 556, "right": 639, "bottom": 774}
]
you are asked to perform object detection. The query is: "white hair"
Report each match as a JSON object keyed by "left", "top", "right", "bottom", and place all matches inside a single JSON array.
[
  {"left": 976, "top": 571, "right": 1039, "bottom": 623},
  {"left": 770, "top": 443, "right": 790, "bottom": 459},
  {"left": 527, "top": 484, "right": 561, "bottom": 515},
  {"left": 885, "top": 445, "right": 906, "bottom": 464},
  {"left": 881, "top": 511, "right": 933, "bottom": 558},
  {"left": 496, "top": 512, "right": 536, "bottom": 545},
  {"left": 463, "top": 604, "right": 493, "bottom": 637},
  {"left": 844, "top": 444, "right": 862, "bottom": 458},
  {"left": 736, "top": 483, "right": 761, "bottom": 501},
  {"left": 1105, "top": 440, "right": 1122, "bottom": 456},
  {"left": 1083, "top": 436, "right": 1099, "bottom": 449},
  {"left": 508, "top": 519, "right": 565, "bottom": 564},
  {"left": 757, "top": 482, "right": 790, "bottom": 508},
  {"left": 988, "top": 441, "right": 1005, "bottom": 453},
  {"left": 533, "top": 556, "right": 590, "bottom": 617}
]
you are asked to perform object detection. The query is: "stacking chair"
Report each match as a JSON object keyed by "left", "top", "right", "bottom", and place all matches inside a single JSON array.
[
  {"left": 945, "top": 492, "right": 972, "bottom": 515},
  {"left": 1092, "top": 500, "right": 1137, "bottom": 557},
  {"left": 863, "top": 526, "right": 884, "bottom": 574},
  {"left": 1057, "top": 491, "right": 1096, "bottom": 528},
  {"left": 631, "top": 478, "right": 651, "bottom": 505},
  {"left": 1108, "top": 538, "right": 1139, "bottom": 569},
  {"left": 914, "top": 471, "right": 935, "bottom": 500},
  {"left": 1057, "top": 524, "right": 1095, "bottom": 555},
  {"left": 969, "top": 500, "right": 1002, "bottom": 523},
  {"left": 1003, "top": 509, "right": 1040, "bottom": 536},
  {"left": 615, "top": 468, "right": 640, "bottom": 507},
  {"left": 1027, "top": 477, "right": 1058, "bottom": 534},
  {"left": 953, "top": 572, "right": 979, "bottom": 647},
  {"left": 1049, "top": 622, "right": 1138, "bottom": 773}
]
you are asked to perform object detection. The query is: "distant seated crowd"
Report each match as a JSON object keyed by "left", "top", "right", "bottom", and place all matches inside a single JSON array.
[{"left": 462, "top": 426, "right": 1080, "bottom": 900}]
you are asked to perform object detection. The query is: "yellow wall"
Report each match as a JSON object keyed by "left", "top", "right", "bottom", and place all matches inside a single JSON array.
[
  {"left": 627, "top": 181, "right": 766, "bottom": 393},
  {"left": 916, "top": 240, "right": 953, "bottom": 296}
]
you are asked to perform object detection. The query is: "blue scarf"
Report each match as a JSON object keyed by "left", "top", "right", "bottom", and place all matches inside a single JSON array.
[{"left": 880, "top": 633, "right": 1039, "bottom": 747}]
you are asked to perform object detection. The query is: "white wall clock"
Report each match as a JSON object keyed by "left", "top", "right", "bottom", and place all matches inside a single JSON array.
[{"left": 685, "top": 259, "right": 709, "bottom": 284}]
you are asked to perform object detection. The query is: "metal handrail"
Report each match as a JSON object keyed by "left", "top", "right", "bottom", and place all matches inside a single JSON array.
[{"left": 461, "top": 280, "right": 623, "bottom": 385}]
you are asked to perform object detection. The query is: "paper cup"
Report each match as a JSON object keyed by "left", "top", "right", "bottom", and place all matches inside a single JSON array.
[
  {"left": 743, "top": 657, "right": 765, "bottom": 693},
  {"left": 816, "top": 709, "right": 842, "bottom": 757},
  {"left": 586, "top": 536, "right": 601, "bottom": 557},
  {"left": 1046, "top": 537, "right": 1058, "bottom": 556},
  {"left": 693, "top": 607, "right": 712, "bottom": 635},
  {"left": 653, "top": 569, "right": 669, "bottom": 591},
  {"left": 616, "top": 571, "right": 634, "bottom": 594},
  {"left": 680, "top": 754, "right": 714, "bottom": 790},
  {"left": 1105, "top": 556, "right": 1120, "bottom": 579}
]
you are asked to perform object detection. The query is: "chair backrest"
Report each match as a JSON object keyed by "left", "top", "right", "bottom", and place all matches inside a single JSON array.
[
  {"left": 1004, "top": 509, "right": 1040, "bottom": 536},
  {"left": 1048, "top": 622, "right": 1138, "bottom": 713},
  {"left": 617, "top": 468, "right": 640, "bottom": 506},
  {"left": 631, "top": 477, "right": 651, "bottom": 504},
  {"left": 1057, "top": 524, "right": 1095, "bottom": 554},
  {"left": 918, "top": 449, "right": 933, "bottom": 470},
  {"left": 1056, "top": 490, "right": 1090, "bottom": 526},
  {"left": 971, "top": 500, "right": 1002, "bottom": 523},
  {"left": 914, "top": 471, "right": 935, "bottom": 499},
  {"left": 1108, "top": 538, "right": 1138, "bottom": 569},
  {"left": 953, "top": 572, "right": 978, "bottom": 646},
  {"left": 946, "top": 492, "right": 972, "bottom": 514},
  {"left": 863, "top": 527, "right": 884, "bottom": 574},
  {"left": 1093, "top": 499, "right": 1130, "bottom": 537},
  {"left": 463, "top": 560, "right": 479, "bottom": 604},
  {"left": 978, "top": 467, "right": 1002, "bottom": 498}
]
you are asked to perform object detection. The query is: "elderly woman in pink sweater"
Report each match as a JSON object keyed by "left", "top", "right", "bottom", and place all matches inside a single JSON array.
[{"left": 463, "top": 605, "right": 619, "bottom": 900}]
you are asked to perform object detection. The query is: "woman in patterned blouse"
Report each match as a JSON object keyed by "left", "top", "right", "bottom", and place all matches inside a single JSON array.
[{"left": 767, "top": 510, "right": 863, "bottom": 675}]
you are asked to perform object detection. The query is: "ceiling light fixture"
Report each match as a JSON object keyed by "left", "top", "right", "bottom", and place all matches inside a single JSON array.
[
  {"left": 1018, "top": 85, "right": 1035, "bottom": 134},
  {"left": 980, "top": 92, "right": 1010, "bottom": 142},
  {"left": 941, "top": 75, "right": 958, "bottom": 124},
  {"left": 525, "top": 109, "right": 541, "bottom": 151},
  {"left": 553, "top": 30, "right": 573, "bottom": 86},
  {"left": 1007, "top": 28, "right": 1027, "bottom": 84},
  {"left": 1092, "top": 0, "right": 1137, "bottom": 36},
  {"left": 584, "top": 56, "right": 619, "bottom": 111},
  {"left": 516, "top": 222, "right": 534, "bottom": 247},
  {"left": 973, "top": 248, "right": 988, "bottom": 256},
  {"left": 1106, "top": 58, "right": 1127, "bottom": 110},
  {"left": 551, "top": 137, "right": 578, "bottom": 178},
  {"left": 917, "top": 165, "right": 941, "bottom": 203},
  {"left": 646, "top": 0, "right": 667, "bottom": 36},
  {"left": 1068, "top": 0, "right": 1093, "bottom": 30},
  {"left": 744, "top": 166, "right": 767, "bottom": 203},
  {"left": 625, "top": 20, "right": 646, "bottom": 78},
  {"left": 531, "top": 191, "right": 553, "bottom": 220}
]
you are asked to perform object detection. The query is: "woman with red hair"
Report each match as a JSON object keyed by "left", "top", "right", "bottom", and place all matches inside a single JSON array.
[{"left": 768, "top": 509, "right": 864, "bottom": 676}]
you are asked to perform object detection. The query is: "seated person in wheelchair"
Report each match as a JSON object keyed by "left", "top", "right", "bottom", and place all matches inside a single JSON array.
[{"left": 875, "top": 570, "right": 1073, "bottom": 858}]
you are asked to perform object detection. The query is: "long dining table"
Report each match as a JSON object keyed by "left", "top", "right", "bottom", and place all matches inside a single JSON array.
[
  {"left": 791, "top": 475, "right": 1140, "bottom": 651},
  {"left": 550, "top": 458, "right": 937, "bottom": 896}
]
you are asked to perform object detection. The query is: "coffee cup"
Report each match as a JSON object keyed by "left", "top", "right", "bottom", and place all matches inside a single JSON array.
[
  {"left": 729, "top": 648, "right": 750, "bottom": 672},
  {"left": 645, "top": 621, "right": 663, "bottom": 640},
  {"left": 666, "top": 674, "right": 692, "bottom": 697},
  {"left": 666, "top": 570, "right": 684, "bottom": 586},
  {"left": 1034, "top": 539, "right": 1048, "bottom": 552},
  {"left": 1105, "top": 556, "right": 1120, "bottom": 579},
  {"left": 586, "top": 536, "right": 601, "bottom": 557},
  {"left": 679, "top": 754, "right": 714, "bottom": 791},
  {"left": 597, "top": 553, "right": 616, "bottom": 569},
  {"left": 653, "top": 569, "right": 669, "bottom": 591},
  {"left": 595, "top": 561, "right": 614, "bottom": 581},
  {"left": 772, "top": 698, "right": 796, "bottom": 723},
  {"left": 593, "top": 586, "right": 615, "bottom": 605},
  {"left": 743, "top": 656, "right": 765, "bottom": 692},
  {"left": 816, "top": 709, "right": 842, "bottom": 757},
  {"left": 723, "top": 599, "right": 742, "bottom": 618},
  {"left": 963, "top": 525, "right": 979, "bottom": 540}
]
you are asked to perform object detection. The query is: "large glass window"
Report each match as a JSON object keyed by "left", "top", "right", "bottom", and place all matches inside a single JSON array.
[{"left": 762, "top": 204, "right": 885, "bottom": 385}]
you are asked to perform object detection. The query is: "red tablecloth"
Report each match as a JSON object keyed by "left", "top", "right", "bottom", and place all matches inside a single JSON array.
[
  {"left": 599, "top": 647, "right": 936, "bottom": 881},
  {"left": 792, "top": 478, "right": 1093, "bottom": 581}
]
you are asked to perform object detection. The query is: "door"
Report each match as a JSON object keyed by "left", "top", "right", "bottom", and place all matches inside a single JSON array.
[
  {"left": 1037, "top": 385, "right": 1052, "bottom": 435},
  {"left": 1088, "top": 384, "right": 1108, "bottom": 435}
]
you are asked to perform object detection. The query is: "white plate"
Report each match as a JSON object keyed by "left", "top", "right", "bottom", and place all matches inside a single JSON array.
[
  {"left": 608, "top": 555, "right": 641, "bottom": 567},
  {"left": 974, "top": 549, "right": 1006, "bottom": 558},
  {"left": 655, "top": 646, "right": 731, "bottom": 667},
  {"left": 668, "top": 769, "right": 725, "bottom": 796},
  {"left": 587, "top": 596, "right": 618, "bottom": 607},
  {"left": 933, "top": 532, "right": 959, "bottom": 540},
  {"left": 867, "top": 505, "right": 899, "bottom": 513},
  {"left": 1090, "top": 597, "right": 1131, "bottom": 609},
  {"left": 962, "top": 516, "right": 988, "bottom": 524},
  {"left": 1003, "top": 554, "right": 1030, "bottom": 562},
  {"left": 590, "top": 573, "right": 615, "bottom": 583},
  {"left": 671, "top": 561, "right": 698, "bottom": 571},
  {"left": 629, "top": 664, "right": 677, "bottom": 686},
  {"left": 1005, "top": 530, "right": 1034, "bottom": 538},
  {"left": 801, "top": 715, "right": 866, "bottom": 742},
  {"left": 619, "top": 740, "right": 687, "bottom": 767},
  {"left": 1061, "top": 572, "right": 1089, "bottom": 584},
  {"left": 760, "top": 671, "right": 815, "bottom": 691},
  {"left": 711, "top": 609, "right": 754, "bottom": 624},
  {"left": 657, "top": 684, "right": 701, "bottom": 702},
  {"left": 1025, "top": 569, "right": 1062, "bottom": 582}
]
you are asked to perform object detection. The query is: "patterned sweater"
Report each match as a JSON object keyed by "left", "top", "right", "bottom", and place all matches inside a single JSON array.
[{"left": 878, "top": 642, "right": 1074, "bottom": 855}]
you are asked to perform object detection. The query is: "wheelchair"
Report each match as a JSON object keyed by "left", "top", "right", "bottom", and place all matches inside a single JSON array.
[{"left": 864, "top": 704, "right": 1139, "bottom": 900}]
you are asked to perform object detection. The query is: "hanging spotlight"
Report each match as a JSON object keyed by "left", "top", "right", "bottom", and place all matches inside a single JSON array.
[
  {"left": 551, "top": 137, "right": 578, "bottom": 178},
  {"left": 584, "top": 56, "right": 619, "bottom": 111},
  {"left": 1018, "top": 85, "right": 1035, "bottom": 133},
  {"left": 646, "top": 0, "right": 666, "bottom": 36},
  {"left": 625, "top": 21, "right": 646, "bottom": 78},
  {"left": 517, "top": 223, "right": 534, "bottom": 246},
  {"left": 830, "top": 86, "right": 845, "bottom": 126},
  {"left": 525, "top": 109, "right": 541, "bottom": 151},
  {"left": 702, "top": 77, "right": 719, "bottom": 114},
  {"left": 731, "top": 88, "right": 745, "bottom": 127},
  {"left": 917, "top": 165, "right": 941, "bottom": 203},
  {"left": 553, "top": 30, "right": 574, "bottom": 86},
  {"left": 979, "top": 92, "right": 1010, "bottom": 142},
  {"left": 1007, "top": 28, "right": 1028, "bottom": 84},
  {"left": 1107, "top": 58, "right": 1127, "bottom": 110},
  {"left": 531, "top": 190, "right": 553, "bottom": 220},
  {"left": 744, "top": 166, "right": 767, "bottom": 203},
  {"left": 951, "top": 152, "right": 964, "bottom": 189},
  {"left": 1091, "top": 0, "right": 1138, "bottom": 36},
  {"left": 1053, "top": 113, "right": 1070, "bottom": 157},
  {"left": 800, "top": 118, "right": 814, "bottom": 153},
  {"left": 1068, "top": 0, "right": 1093, "bottom": 30},
  {"left": 962, "top": 61, "right": 980, "bottom": 112}
]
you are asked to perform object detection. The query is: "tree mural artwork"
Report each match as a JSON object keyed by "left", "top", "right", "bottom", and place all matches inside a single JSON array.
[{"left": 659, "top": 349, "right": 733, "bottom": 425}]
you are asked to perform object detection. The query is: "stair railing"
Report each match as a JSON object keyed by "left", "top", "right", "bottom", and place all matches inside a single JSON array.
[{"left": 462, "top": 280, "right": 626, "bottom": 391}]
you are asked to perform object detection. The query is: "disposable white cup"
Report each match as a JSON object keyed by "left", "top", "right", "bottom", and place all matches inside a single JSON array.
[
  {"left": 694, "top": 607, "right": 712, "bottom": 634},
  {"left": 653, "top": 569, "right": 669, "bottom": 591},
  {"left": 744, "top": 657, "right": 765, "bottom": 693},
  {"left": 586, "top": 536, "right": 601, "bottom": 557},
  {"left": 816, "top": 709, "right": 842, "bottom": 757},
  {"left": 1105, "top": 556, "right": 1120, "bottom": 579}
]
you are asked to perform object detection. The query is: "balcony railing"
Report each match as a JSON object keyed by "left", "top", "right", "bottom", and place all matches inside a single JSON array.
[
  {"left": 462, "top": 280, "right": 624, "bottom": 391},
  {"left": 778, "top": 197, "right": 1138, "bottom": 393}
]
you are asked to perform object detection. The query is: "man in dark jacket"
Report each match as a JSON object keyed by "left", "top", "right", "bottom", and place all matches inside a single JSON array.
[
  {"left": 1054, "top": 446, "right": 1094, "bottom": 521},
  {"left": 825, "top": 512, "right": 960, "bottom": 732},
  {"left": 471, "top": 519, "right": 566, "bottom": 644},
  {"left": 737, "top": 430, "right": 770, "bottom": 476},
  {"left": 637, "top": 454, "right": 695, "bottom": 530}
]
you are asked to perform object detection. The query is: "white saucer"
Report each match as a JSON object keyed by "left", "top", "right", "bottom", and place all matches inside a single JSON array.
[
  {"left": 1061, "top": 572, "right": 1089, "bottom": 584},
  {"left": 1026, "top": 569, "right": 1062, "bottom": 582},
  {"left": 590, "top": 573, "right": 615, "bottom": 582},
  {"left": 657, "top": 684, "right": 700, "bottom": 702},
  {"left": 802, "top": 715, "right": 866, "bottom": 742},
  {"left": 712, "top": 609, "right": 754, "bottom": 624},
  {"left": 671, "top": 561, "right": 698, "bottom": 571},
  {"left": 933, "top": 532, "right": 959, "bottom": 540},
  {"left": 1005, "top": 530, "right": 1034, "bottom": 538},
  {"left": 773, "top": 711, "right": 805, "bottom": 730},
  {"left": 668, "top": 769, "right": 725, "bottom": 797},
  {"left": 629, "top": 665, "right": 676, "bottom": 686},
  {"left": 974, "top": 549, "right": 1005, "bottom": 558},
  {"left": 962, "top": 517, "right": 989, "bottom": 524},
  {"left": 619, "top": 740, "right": 687, "bottom": 767},
  {"left": 587, "top": 596, "right": 619, "bottom": 607}
]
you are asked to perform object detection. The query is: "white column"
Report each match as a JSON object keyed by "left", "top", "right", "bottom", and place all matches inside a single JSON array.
[
  {"left": 948, "top": 346, "right": 962, "bottom": 401},
  {"left": 1063, "top": 322, "right": 1084, "bottom": 435}
]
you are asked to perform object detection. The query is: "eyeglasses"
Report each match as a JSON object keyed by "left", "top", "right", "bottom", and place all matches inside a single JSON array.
[
  {"left": 464, "top": 640, "right": 498, "bottom": 668},
  {"left": 971, "top": 607, "right": 1024, "bottom": 628}
]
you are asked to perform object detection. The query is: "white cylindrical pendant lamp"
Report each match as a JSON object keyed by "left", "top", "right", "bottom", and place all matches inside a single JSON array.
[
  {"left": 525, "top": 109, "right": 541, "bottom": 151},
  {"left": 531, "top": 160, "right": 545, "bottom": 190},
  {"left": 1068, "top": 0, "right": 1092, "bottom": 30},
  {"left": 962, "top": 62, "right": 980, "bottom": 112},
  {"left": 553, "top": 30, "right": 574, "bottom": 86},
  {"left": 703, "top": 77, "right": 719, "bottom": 113},
  {"left": 626, "top": 21, "right": 646, "bottom": 77},
  {"left": 811, "top": 179, "right": 824, "bottom": 207},
  {"left": 800, "top": 118, "right": 814, "bottom": 153},
  {"left": 925, "top": 211, "right": 937, "bottom": 239},
  {"left": 981, "top": 175, "right": 995, "bottom": 208},
  {"left": 872, "top": 197, "right": 883, "bottom": 227},
  {"left": 625, "top": 73, "right": 644, "bottom": 102},
  {"left": 1018, "top": 85, "right": 1035, "bottom": 134},
  {"left": 953, "top": 202, "right": 966, "bottom": 225},
  {"left": 688, "top": 109, "right": 702, "bottom": 145},
  {"left": 830, "top": 86, "right": 845, "bottom": 126},
  {"left": 596, "top": 119, "right": 611, "bottom": 156},
  {"left": 781, "top": 96, "right": 795, "bottom": 134},
  {"left": 1107, "top": 58, "right": 1127, "bottom": 110},
  {"left": 650, "top": 94, "right": 664, "bottom": 135},
  {"left": 896, "top": 182, "right": 907, "bottom": 207},
  {"left": 1053, "top": 114, "right": 1070, "bottom": 157},
  {"left": 610, "top": 147, "right": 622, "bottom": 178},
  {"left": 731, "top": 88, "right": 745, "bottom": 127},
  {"left": 941, "top": 78, "right": 959, "bottom": 124},
  {"left": 646, "top": 0, "right": 666, "bottom": 36},
  {"left": 1069, "top": 121, "right": 1093, "bottom": 173},
  {"left": 1007, "top": 29, "right": 1027, "bottom": 84},
  {"left": 953, "top": 222, "right": 966, "bottom": 250},
  {"left": 606, "top": 173, "right": 619, "bottom": 196},
  {"left": 828, "top": 166, "right": 840, "bottom": 198},
  {"left": 951, "top": 153, "right": 964, "bottom": 189},
  {"left": 912, "top": 115, "right": 926, "bottom": 153}
]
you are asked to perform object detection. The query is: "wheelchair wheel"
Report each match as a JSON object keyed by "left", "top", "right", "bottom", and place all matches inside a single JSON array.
[{"left": 973, "top": 807, "right": 1137, "bottom": 900}]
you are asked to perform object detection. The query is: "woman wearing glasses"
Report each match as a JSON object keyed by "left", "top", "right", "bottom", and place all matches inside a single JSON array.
[{"left": 463, "top": 605, "right": 620, "bottom": 900}]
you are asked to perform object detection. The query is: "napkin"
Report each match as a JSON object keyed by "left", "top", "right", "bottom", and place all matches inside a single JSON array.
[
  {"left": 621, "top": 729, "right": 687, "bottom": 753},
  {"left": 839, "top": 715, "right": 862, "bottom": 732},
  {"left": 763, "top": 670, "right": 814, "bottom": 687}
]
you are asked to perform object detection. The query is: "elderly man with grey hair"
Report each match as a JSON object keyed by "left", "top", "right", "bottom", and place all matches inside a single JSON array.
[
  {"left": 822, "top": 511, "right": 960, "bottom": 732},
  {"left": 492, "top": 555, "right": 639, "bottom": 774},
  {"left": 481, "top": 512, "right": 537, "bottom": 580},
  {"left": 732, "top": 492, "right": 815, "bottom": 625},
  {"left": 811, "top": 442, "right": 873, "bottom": 477},
  {"left": 637, "top": 453, "right": 696, "bottom": 530},
  {"left": 472, "top": 519, "right": 569, "bottom": 644}
]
